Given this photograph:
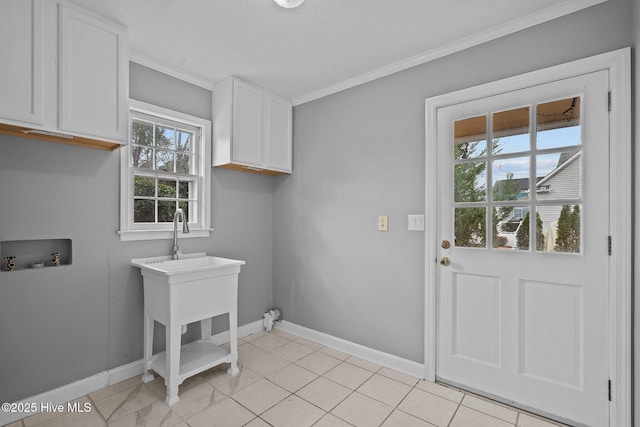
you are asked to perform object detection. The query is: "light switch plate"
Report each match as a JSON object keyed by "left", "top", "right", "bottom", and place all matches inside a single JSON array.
[
  {"left": 408, "top": 214, "right": 425, "bottom": 231},
  {"left": 378, "top": 215, "right": 389, "bottom": 231}
]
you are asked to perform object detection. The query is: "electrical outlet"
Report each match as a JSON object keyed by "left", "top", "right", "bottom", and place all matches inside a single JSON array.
[{"left": 378, "top": 215, "right": 389, "bottom": 231}]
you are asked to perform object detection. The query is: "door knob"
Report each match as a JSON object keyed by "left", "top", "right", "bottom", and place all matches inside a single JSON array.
[{"left": 440, "top": 257, "right": 451, "bottom": 266}]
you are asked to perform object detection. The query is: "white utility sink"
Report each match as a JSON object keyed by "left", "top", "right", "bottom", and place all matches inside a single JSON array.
[{"left": 131, "top": 253, "right": 245, "bottom": 405}]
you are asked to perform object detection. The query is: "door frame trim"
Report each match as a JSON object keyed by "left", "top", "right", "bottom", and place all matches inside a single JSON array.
[{"left": 424, "top": 47, "right": 632, "bottom": 426}]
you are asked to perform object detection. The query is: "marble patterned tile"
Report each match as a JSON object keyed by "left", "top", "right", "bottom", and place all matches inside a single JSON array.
[
  {"left": 415, "top": 381, "right": 464, "bottom": 403},
  {"left": 89, "top": 377, "right": 142, "bottom": 402},
  {"left": 231, "top": 378, "right": 290, "bottom": 415},
  {"left": 184, "top": 398, "right": 255, "bottom": 427},
  {"left": 93, "top": 383, "right": 159, "bottom": 422},
  {"left": 345, "top": 355, "right": 381, "bottom": 373},
  {"left": 331, "top": 392, "right": 393, "bottom": 427},
  {"left": 518, "top": 413, "right": 567, "bottom": 427},
  {"left": 242, "top": 331, "right": 269, "bottom": 342},
  {"left": 294, "top": 337, "right": 324, "bottom": 351},
  {"left": 206, "top": 365, "right": 263, "bottom": 396},
  {"left": 313, "top": 413, "right": 354, "bottom": 427},
  {"left": 377, "top": 367, "right": 419, "bottom": 387},
  {"left": 356, "top": 374, "right": 412, "bottom": 407},
  {"left": 244, "top": 417, "right": 272, "bottom": 427},
  {"left": 107, "top": 401, "right": 182, "bottom": 427},
  {"left": 450, "top": 405, "right": 513, "bottom": 427},
  {"left": 397, "top": 388, "right": 458, "bottom": 427},
  {"left": 317, "top": 346, "right": 350, "bottom": 361},
  {"left": 270, "top": 328, "right": 299, "bottom": 341},
  {"left": 295, "top": 352, "right": 342, "bottom": 375},
  {"left": 323, "top": 362, "right": 374, "bottom": 390},
  {"left": 295, "top": 377, "right": 352, "bottom": 412},
  {"left": 462, "top": 395, "right": 518, "bottom": 424},
  {"left": 382, "top": 409, "right": 438, "bottom": 427},
  {"left": 167, "top": 381, "right": 225, "bottom": 420},
  {"left": 238, "top": 342, "right": 271, "bottom": 365},
  {"left": 242, "top": 351, "right": 291, "bottom": 376},
  {"left": 260, "top": 395, "right": 325, "bottom": 427},
  {"left": 271, "top": 341, "right": 315, "bottom": 362},
  {"left": 251, "top": 333, "right": 290, "bottom": 351},
  {"left": 267, "top": 363, "right": 318, "bottom": 393},
  {"left": 23, "top": 396, "right": 95, "bottom": 427}
]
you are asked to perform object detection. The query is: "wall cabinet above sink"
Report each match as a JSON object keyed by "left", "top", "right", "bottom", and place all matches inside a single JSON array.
[
  {"left": 213, "top": 76, "right": 292, "bottom": 175},
  {"left": 0, "top": 0, "right": 128, "bottom": 151}
]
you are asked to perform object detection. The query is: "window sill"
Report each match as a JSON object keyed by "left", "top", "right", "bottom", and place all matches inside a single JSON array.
[{"left": 118, "top": 228, "right": 213, "bottom": 242}]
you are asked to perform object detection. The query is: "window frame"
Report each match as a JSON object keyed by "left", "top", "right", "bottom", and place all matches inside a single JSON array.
[{"left": 119, "top": 99, "right": 212, "bottom": 241}]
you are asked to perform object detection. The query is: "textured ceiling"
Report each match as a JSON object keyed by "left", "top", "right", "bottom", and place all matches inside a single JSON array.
[{"left": 74, "top": 0, "right": 605, "bottom": 104}]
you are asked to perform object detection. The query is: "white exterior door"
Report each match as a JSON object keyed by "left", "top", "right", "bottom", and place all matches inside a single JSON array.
[{"left": 436, "top": 70, "right": 610, "bottom": 426}]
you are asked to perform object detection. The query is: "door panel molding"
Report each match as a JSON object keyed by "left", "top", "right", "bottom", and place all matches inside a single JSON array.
[{"left": 424, "top": 48, "right": 631, "bottom": 427}]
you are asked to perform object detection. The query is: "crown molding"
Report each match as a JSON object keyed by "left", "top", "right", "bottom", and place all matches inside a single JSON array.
[
  {"left": 129, "top": 50, "right": 215, "bottom": 91},
  {"left": 292, "top": 0, "right": 607, "bottom": 106}
]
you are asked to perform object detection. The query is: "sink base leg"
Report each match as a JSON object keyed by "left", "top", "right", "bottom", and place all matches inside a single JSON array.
[
  {"left": 165, "top": 325, "right": 182, "bottom": 406},
  {"left": 141, "top": 373, "right": 155, "bottom": 383},
  {"left": 227, "top": 308, "right": 239, "bottom": 376},
  {"left": 142, "top": 311, "right": 155, "bottom": 383}
]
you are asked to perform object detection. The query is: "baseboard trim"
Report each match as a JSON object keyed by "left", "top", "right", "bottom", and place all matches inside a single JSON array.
[
  {"left": 275, "top": 320, "right": 425, "bottom": 380},
  {"left": 0, "top": 319, "right": 264, "bottom": 426}
]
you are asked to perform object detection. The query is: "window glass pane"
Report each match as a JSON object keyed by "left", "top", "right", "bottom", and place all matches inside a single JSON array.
[
  {"left": 177, "top": 131, "right": 192, "bottom": 153},
  {"left": 454, "top": 115, "right": 487, "bottom": 160},
  {"left": 494, "top": 206, "right": 529, "bottom": 250},
  {"left": 131, "top": 120, "right": 153, "bottom": 146},
  {"left": 492, "top": 156, "right": 530, "bottom": 201},
  {"left": 536, "top": 152, "right": 581, "bottom": 200},
  {"left": 178, "top": 181, "right": 191, "bottom": 199},
  {"left": 158, "top": 179, "right": 176, "bottom": 198},
  {"left": 536, "top": 97, "right": 581, "bottom": 150},
  {"left": 156, "top": 126, "right": 175, "bottom": 149},
  {"left": 131, "top": 146, "right": 153, "bottom": 169},
  {"left": 537, "top": 204, "right": 581, "bottom": 253},
  {"left": 134, "top": 199, "right": 155, "bottom": 223},
  {"left": 176, "top": 153, "right": 191, "bottom": 174},
  {"left": 455, "top": 162, "right": 486, "bottom": 202},
  {"left": 178, "top": 201, "right": 191, "bottom": 222},
  {"left": 158, "top": 200, "right": 176, "bottom": 222},
  {"left": 493, "top": 107, "right": 530, "bottom": 154},
  {"left": 455, "top": 207, "right": 486, "bottom": 248},
  {"left": 155, "top": 149, "right": 174, "bottom": 172},
  {"left": 134, "top": 176, "right": 155, "bottom": 197}
]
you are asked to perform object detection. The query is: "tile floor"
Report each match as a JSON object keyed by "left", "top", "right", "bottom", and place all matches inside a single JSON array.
[{"left": 6, "top": 329, "right": 568, "bottom": 427}]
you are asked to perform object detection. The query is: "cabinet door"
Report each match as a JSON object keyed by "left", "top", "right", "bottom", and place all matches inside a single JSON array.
[
  {"left": 58, "top": 4, "right": 127, "bottom": 142},
  {"left": 0, "top": 0, "right": 43, "bottom": 125},
  {"left": 232, "top": 81, "right": 263, "bottom": 167},
  {"left": 265, "top": 96, "right": 292, "bottom": 172}
]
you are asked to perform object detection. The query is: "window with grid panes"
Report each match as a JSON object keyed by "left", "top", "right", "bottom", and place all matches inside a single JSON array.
[{"left": 120, "top": 100, "right": 211, "bottom": 241}]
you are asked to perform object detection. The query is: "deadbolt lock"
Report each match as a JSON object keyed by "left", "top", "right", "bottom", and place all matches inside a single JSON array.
[
  {"left": 440, "top": 257, "right": 451, "bottom": 266},
  {"left": 441, "top": 240, "right": 451, "bottom": 249}
]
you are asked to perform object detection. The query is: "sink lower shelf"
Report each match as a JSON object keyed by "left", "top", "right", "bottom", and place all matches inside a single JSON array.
[{"left": 149, "top": 339, "right": 231, "bottom": 383}]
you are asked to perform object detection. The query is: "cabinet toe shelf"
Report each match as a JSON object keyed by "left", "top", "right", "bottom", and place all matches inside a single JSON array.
[{"left": 148, "top": 339, "right": 230, "bottom": 384}]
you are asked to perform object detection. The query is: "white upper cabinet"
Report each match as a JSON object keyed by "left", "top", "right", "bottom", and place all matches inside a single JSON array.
[
  {"left": 0, "top": 0, "right": 128, "bottom": 150},
  {"left": 213, "top": 76, "right": 292, "bottom": 175},
  {"left": 0, "top": 0, "right": 43, "bottom": 126},
  {"left": 58, "top": 3, "right": 127, "bottom": 143}
]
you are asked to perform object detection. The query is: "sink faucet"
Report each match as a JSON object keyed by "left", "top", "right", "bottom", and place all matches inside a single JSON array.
[{"left": 172, "top": 208, "right": 190, "bottom": 260}]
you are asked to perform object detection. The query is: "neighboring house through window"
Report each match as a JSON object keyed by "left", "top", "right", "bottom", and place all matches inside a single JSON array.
[{"left": 119, "top": 99, "right": 211, "bottom": 241}]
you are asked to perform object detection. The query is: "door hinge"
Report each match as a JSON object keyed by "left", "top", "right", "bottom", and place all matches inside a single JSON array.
[
  {"left": 608, "top": 379, "right": 612, "bottom": 401},
  {"left": 608, "top": 91, "right": 612, "bottom": 112},
  {"left": 608, "top": 236, "right": 612, "bottom": 256}
]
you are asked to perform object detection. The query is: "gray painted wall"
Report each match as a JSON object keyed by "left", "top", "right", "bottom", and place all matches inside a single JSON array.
[
  {"left": 273, "top": 0, "right": 634, "bottom": 364},
  {"left": 0, "top": 65, "right": 274, "bottom": 403}
]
